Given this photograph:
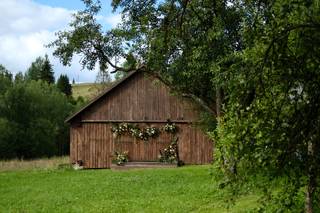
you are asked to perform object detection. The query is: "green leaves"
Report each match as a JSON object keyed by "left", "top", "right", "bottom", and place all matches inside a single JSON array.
[
  {"left": 25, "top": 55, "right": 55, "bottom": 84},
  {"left": 57, "top": 75, "right": 72, "bottom": 97},
  {"left": 212, "top": 0, "right": 320, "bottom": 211},
  {"left": 0, "top": 81, "right": 73, "bottom": 159},
  {"left": 50, "top": 1, "right": 320, "bottom": 210}
]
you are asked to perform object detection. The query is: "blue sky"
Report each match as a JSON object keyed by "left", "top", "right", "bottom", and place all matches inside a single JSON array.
[
  {"left": 34, "top": 0, "right": 116, "bottom": 15},
  {"left": 34, "top": 0, "right": 86, "bottom": 10},
  {"left": 0, "top": 0, "right": 121, "bottom": 83}
]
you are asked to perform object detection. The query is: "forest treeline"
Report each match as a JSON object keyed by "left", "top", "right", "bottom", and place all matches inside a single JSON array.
[{"left": 0, "top": 56, "right": 85, "bottom": 159}]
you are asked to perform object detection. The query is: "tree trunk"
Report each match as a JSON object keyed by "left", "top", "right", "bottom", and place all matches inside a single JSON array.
[
  {"left": 306, "top": 172, "right": 315, "bottom": 213},
  {"left": 216, "top": 87, "right": 222, "bottom": 117},
  {"left": 305, "top": 141, "right": 316, "bottom": 213},
  {"left": 306, "top": 184, "right": 313, "bottom": 213}
]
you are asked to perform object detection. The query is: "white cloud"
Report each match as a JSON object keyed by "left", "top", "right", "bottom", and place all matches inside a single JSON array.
[
  {"left": 0, "top": 0, "right": 120, "bottom": 82},
  {"left": 0, "top": 31, "right": 52, "bottom": 72},
  {"left": 103, "top": 14, "right": 122, "bottom": 27},
  {"left": 0, "top": 0, "right": 71, "bottom": 35}
]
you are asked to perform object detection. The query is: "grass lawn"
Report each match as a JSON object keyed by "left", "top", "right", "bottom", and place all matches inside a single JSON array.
[
  {"left": 0, "top": 157, "right": 69, "bottom": 172},
  {"left": 0, "top": 163, "right": 260, "bottom": 213},
  {"left": 72, "top": 83, "right": 102, "bottom": 100}
]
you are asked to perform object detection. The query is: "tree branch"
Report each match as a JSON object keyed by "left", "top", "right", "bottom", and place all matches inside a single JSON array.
[{"left": 91, "top": 38, "right": 216, "bottom": 116}]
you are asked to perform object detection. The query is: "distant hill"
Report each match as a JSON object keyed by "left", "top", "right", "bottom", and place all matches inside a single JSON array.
[
  {"left": 72, "top": 83, "right": 106, "bottom": 100},
  {"left": 72, "top": 77, "right": 124, "bottom": 101}
]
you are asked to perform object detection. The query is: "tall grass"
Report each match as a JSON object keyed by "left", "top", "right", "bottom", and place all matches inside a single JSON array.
[{"left": 0, "top": 156, "right": 69, "bottom": 172}]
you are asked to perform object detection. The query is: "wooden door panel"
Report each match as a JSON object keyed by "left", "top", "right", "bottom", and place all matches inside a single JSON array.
[{"left": 83, "top": 123, "right": 111, "bottom": 168}]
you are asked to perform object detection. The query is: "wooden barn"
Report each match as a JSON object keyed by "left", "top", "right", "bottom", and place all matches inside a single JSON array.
[{"left": 66, "top": 71, "right": 213, "bottom": 169}]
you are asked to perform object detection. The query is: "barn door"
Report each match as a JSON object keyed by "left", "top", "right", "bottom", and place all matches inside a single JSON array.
[{"left": 83, "top": 123, "right": 112, "bottom": 168}]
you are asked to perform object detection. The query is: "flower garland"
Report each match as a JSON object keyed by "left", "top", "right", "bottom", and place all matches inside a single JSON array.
[
  {"left": 163, "top": 123, "right": 177, "bottom": 134},
  {"left": 111, "top": 122, "right": 183, "bottom": 166},
  {"left": 111, "top": 122, "right": 176, "bottom": 142}
]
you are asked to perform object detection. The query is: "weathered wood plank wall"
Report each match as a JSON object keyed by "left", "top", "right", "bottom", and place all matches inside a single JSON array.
[
  {"left": 70, "top": 123, "right": 112, "bottom": 168},
  {"left": 81, "top": 72, "right": 198, "bottom": 121},
  {"left": 70, "top": 72, "right": 214, "bottom": 169},
  {"left": 70, "top": 123, "right": 213, "bottom": 168},
  {"left": 178, "top": 124, "right": 213, "bottom": 164},
  {"left": 113, "top": 123, "right": 172, "bottom": 162}
]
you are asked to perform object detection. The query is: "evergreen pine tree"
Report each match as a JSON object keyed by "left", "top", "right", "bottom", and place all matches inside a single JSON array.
[
  {"left": 95, "top": 70, "right": 111, "bottom": 84},
  {"left": 40, "top": 54, "right": 55, "bottom": 84},
  {"left": 0, "top": 64, "right": 13, "bottom": 94},
  {"left": 25, "top": 57, "right": 44, "bottom": 81},
  {"left": 14, "top": 72, "right": 24, "bottom": 83},
  {"left": 56, "top": 74, "right": 72, "bottom": 96},
  {"left": 25, "top": 55, "right": 55, "bottom": 84}
]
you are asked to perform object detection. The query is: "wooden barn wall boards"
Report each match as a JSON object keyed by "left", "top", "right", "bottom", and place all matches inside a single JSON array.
[{"left": 67, "top": 71, "right": 213, "bottom": 168}]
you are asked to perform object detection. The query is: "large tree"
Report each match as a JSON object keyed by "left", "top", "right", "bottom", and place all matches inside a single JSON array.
[
  {"left": 0, "top": 80, "right": 72, "bottom": 159},
  {"left": 25, "top": 56, "right": 44, "bottom": 81},
  {"left": 215, "top": 1, "right": 320, "bottom": 212},
  {"left": 49, "top": 0, "right": 244, "bottom": 116},
  {"left": 25, "top": 54, "right": 55, "bottom": 84},
  {"left": 95, "top": 70, "right": 111, "bottom": 84},
  {"left": 0, "top": 65, "right": 13, "bottom": 95},
  {"left": 57, "top": 74, "right": 72, "bottom": 97},
  {"left": 50, "top": 0, "right": 320, "bottom": 211},
  {"left": 40, "top": 55, "right": 55, "bottom": 84},
  {"left": 14, "top": 72, "right": 24, "bottom": 83}
]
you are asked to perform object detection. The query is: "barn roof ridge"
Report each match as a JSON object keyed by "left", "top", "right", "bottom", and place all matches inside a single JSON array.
[{"left": 65, "top": 70, "right": 139, "bottom": 123}]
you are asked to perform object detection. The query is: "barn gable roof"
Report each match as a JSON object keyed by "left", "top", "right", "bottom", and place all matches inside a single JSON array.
[{"left": 65, "top": 71, "right": 138, "bottom": 123}]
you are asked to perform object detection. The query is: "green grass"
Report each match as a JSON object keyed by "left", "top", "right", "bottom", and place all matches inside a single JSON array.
[
  {"left": 72, "top": 83, "right": 103, "bottom": 100},
  {"left": 0, "top": 163, "right": 260, "bottom": 213},
  {"left": 0, "top": 156, "right": 69, "bottom": 172}
]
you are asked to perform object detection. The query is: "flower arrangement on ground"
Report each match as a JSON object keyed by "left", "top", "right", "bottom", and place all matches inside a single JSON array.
[
  {"left": 114, "top": 151, "right": 129, "bottom": 165},
  {"left": 159, "top": 138, "right": 179, "bottom": 164}
]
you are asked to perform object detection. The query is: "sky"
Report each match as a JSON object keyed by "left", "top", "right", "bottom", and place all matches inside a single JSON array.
[{"left": 0, "top": 0, "right": 121, "bottom": 83}]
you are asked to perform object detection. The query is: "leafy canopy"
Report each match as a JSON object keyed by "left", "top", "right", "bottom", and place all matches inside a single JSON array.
[
  {"left": 50, "top": 0, "right": 320, "bottom": 211},
  {"left": 25, "top": 54, "right": 55, "bottom": 84}
]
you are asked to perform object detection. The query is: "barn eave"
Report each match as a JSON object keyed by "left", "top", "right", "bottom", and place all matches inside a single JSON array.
[{"left": 65, "top": 70, "right": 138, "bottom": 123}]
